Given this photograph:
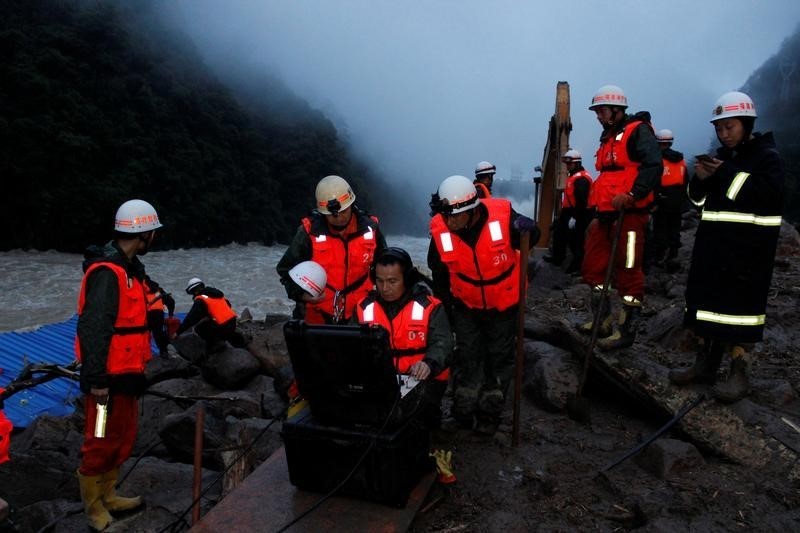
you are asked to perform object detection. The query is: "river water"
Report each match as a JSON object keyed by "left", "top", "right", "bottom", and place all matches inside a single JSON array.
[{"left": 0, "top": 235, "right": 432, "bottom": 332}]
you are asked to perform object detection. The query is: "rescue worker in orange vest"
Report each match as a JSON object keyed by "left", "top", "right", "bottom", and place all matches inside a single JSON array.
[
  {"left": 581, "top": 85, "right": 662, "bottom": 351},
  {"left": 428, "top": 175, "right": 539, "bottom": 435},
  {"left": 355, "top": 247, "right": 452, "bottom": 429},
  {"left": 143, "top": 277, "right": 175, "bottom": 357},
  {"left": 651, "top": 129, "right": 688, "bottom": 270},
  {"left": 474, "top": 161, "right": 496, "bottom": 198},
  {"left": 176, "top": 277, "right": 247, "bottom": 349},
  {"left": 75, "top": 199, "right": 160, "bottom": 530},
  {"left": 543, "top": 149, "right": 593, "bottom": 273},
  {"left": 277, "top": 175, "right": 387, "bottom": 324}
]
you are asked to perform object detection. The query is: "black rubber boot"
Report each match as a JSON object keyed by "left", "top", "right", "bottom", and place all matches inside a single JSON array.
[
  {"left": 668, "top": 342, "right": 723, "bottom": 385},
  {"left": 712, "top": 352, "right": 750, "bottom": 403},
  {"left": 578, "top": 289, "right": 612, "bottom": 338},
  {"left": 597, "top": 304, "right": 641, "bottom": 351}
]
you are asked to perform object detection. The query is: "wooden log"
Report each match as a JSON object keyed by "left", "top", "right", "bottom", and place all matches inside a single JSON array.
[{"left": 524, "top": 316, "right": 800, "bottom": 480}]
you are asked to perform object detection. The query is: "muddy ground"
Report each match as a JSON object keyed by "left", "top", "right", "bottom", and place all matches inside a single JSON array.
[{"left": 409, "top": 218, "right": 800, "bottom": 532}]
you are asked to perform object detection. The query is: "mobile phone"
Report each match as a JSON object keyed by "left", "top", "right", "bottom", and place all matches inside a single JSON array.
[{"left": 695, "top": 154, "right": 715, "bottom": 163}]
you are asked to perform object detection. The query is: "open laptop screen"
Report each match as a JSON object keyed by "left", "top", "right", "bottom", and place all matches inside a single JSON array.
[{"left": 284, "top": 320, "right": 411, "bottom": 427}]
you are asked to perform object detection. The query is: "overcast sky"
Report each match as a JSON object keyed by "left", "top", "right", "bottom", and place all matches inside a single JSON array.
[{"left": 164, "top": 1, "right": 800, "bottom": 214}]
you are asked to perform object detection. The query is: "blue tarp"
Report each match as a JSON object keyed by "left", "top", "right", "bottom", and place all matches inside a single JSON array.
[
  {"left": 0, "top": 314, "right": 182, "bottom": 428},
  {"left": 0, "top": 316, "right": 81, "bottom": 427}
]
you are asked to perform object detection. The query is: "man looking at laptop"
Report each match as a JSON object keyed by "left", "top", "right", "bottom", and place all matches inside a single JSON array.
[{"left": 355, "top": 247, "right": 452, "bottom": 429}]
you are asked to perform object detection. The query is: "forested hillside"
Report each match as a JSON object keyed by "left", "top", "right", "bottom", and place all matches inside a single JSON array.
[
  {"left": 741, "top": 23, "right": 800, "bottom": 224},
  {"left": 0, "top": 0, "right": 414, "bottom": 252}
]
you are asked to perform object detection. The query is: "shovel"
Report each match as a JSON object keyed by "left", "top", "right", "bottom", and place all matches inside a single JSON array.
[{"left": 566, "top": 209, "right": 625, "bottom": 424}]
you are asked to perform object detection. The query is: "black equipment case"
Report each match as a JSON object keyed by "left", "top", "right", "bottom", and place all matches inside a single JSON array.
[{"left": 281, "top": 406, "right": 433, "bottom": 507}]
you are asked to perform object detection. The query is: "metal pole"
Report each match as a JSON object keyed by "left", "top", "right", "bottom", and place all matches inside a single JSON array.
[
  {"left": 512, "top": 231, "right": 530, "bottom": 447},
  {"left": 192, "top": 403, "right": 205, "bottom": 525}
]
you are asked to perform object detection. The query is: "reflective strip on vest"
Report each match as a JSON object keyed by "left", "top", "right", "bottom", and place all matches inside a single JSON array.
[
  {"left": 725, "top": 172, "right": 750, "bottom": 201},
  {"left": 364, "top": 227, "right": 374, "bottom": 240},
  {"left": 363, "top": 302, "right": 374, "bottom": 322},
  {"left": 625, "top": 231, "right": 636, "bottom": 269},
  {"left": 411, "top": 301, "right": 425, "bottom": 321},
  {"left": 315, "top": 235, "right": 327, "bottom": 242},
  {"left": 701, "top": 210, "right": 781, "bottom": 226},
  {"left": 696, "top": 309, "right": 765, "bottom": 326},
  {"left": 488, "top": 220, "right": 503, "bottom": 241},
  {"left": 440, "top": 232, "right": 454, "bottom": 252}
]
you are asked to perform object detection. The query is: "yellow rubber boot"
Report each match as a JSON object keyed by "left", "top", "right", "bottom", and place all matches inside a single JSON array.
[
  {"left": 101, "top": 467, "right": 143, "bottom": 512},
  {"left": 77, "top": 471, "right": 113, "bottom": 531}
]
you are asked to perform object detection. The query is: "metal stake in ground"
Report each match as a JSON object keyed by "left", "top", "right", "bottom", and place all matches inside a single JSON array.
[
  {"left": 566, "top": 209, "right": 625, "bottom": 424},
  {"left": 512, "top": 230, "right": 531, "bottom": 447}
]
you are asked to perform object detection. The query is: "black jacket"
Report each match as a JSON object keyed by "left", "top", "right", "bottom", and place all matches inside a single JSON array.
[
  {"left": 684, "top": 132, "right": 785, "bottom": 343},
  {"left": 176, "top": 287, "right": 232, "bottom": 334}
]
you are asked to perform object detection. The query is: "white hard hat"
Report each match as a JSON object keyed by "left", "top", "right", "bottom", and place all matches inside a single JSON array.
[
  {"left": 114, "top": 199, "right": 162, "bottom": 233},
  {"left": 438, "top": 175, "right": 479, "bottom": 215},
  {"left": 711, "top": 91, "right": 757, "bottom": 122},
  {"left": 656, "top": 129, "right": 674, "bottom": 143},
  {"left": 475, "top": 161, "right": 496, "bottom": 177},
  {"left": 562, "top": 149, "right": 582, "bottom": 162},
  {"left": 289, "top": 261, "right": 327, "bottom": 298},
  {"left": 589, "top": 84, "right": 628, "bottom": 110},
  {"left": 315, "top": 175, "right": 356, "bottom": 215},
  {"left": 185, "top": 277, "right": 204, "bottom": 294}
]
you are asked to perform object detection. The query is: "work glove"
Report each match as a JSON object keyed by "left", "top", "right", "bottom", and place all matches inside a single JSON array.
[
  {"left": 512, "top": 216, "right": 537, "bottom": 233},
  {"left": 568, "top": 217, "right": 576, "bottom": 230},
  {"left": 611, "top": 193, "right": 635, "bottom": 211},
  {"left": 430, "top": 449, "right": 456, "bottom": 484}
]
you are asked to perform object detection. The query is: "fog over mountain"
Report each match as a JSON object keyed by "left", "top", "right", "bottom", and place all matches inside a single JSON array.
[{"left": 160, "top": 1, "right": 800, "bottom": 221}]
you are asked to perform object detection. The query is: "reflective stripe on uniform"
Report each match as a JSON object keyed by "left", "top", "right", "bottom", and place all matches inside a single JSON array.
[
  {"left": 440, "top": 232, "right": 454, "bottom": 252},
  {"left": 411, "top": 301, "right": 425, "bottom": 320},
  {"left": 625, "top": 231, "right": 636, "bottom": 269},
  {"left": 700, "top": 210, "right": 781, "bottom": 226},
  {"left": 725, "top": 172, "right": 750, "bottom": 201},
  {"left": 488, "top": 220, "right": 503, "bottom": 242},
  {"left": 363, "top": 302, "right": 374, "bottom": 322},
  {"left": 364, "top": 226, "right": 374, "bottom": 240},
  {"left": 688, "top": 182, "right": 706, "bottom": 207},
  {"left": 696, "top": 309, "right": 765, "bottom": 326},
  {"left": 315, "top": 235, "right": 327, "bottom": 242}
]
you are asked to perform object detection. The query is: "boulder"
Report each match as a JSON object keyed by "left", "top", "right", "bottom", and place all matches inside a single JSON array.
[
  {"left": 158, "top": 403, "right": 230, "bottom": 469},
  {"left": 172, "top": 331, "right": 207, "bottom": 363},
  {"left": 635, "top": 438, "right": 704, "bottom": 480},
  {"left": 145, "top": 353, "right": 198, "bottom": 386},
  {"left": 200, "top": 346, "right": 261, "bottom": 390},
  {"left": 522, "top": 341, "right": 579, "bottom": 411}
]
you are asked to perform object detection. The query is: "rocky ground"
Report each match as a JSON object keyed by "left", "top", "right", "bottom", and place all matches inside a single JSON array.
[{"left": 0, "top": 212, "right": 798, "bottom": 532}]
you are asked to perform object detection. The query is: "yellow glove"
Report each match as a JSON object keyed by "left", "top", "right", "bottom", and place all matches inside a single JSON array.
[
  {"left": 287, "top": 397, "right": 308, "bottom": 419},
  {"left": 430, "top": 449, "right": 456, "bottom": 484}
]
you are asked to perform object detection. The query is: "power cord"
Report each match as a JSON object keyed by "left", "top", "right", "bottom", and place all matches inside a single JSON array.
[{"left": 157, "top": 412, "right": 285, "bottom": 533}]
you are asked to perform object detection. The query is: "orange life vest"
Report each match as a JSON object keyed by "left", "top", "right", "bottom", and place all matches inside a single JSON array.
[
  {"left": 356, "top": 294, "right": 450, "bottom": 381},
  {"left": 660, "top": 158, "right": 687, "bottom": 188},
  {"left": 475, "top": 182, "right": 492, "bottom": 199},
  {"left": 302, "top": 213, "right": 379, "bottom": 322},
  {"left": 195, "top": 294, "right": 237, "bottom": 325},
  {"left": 75, "top": 262, "right": 151, "bottom": 375},
  {"left": 429, "top": 198, "right": 519, "bottom": 312},
  {"left": 144, "top": 280, "right": 164, "bottom": 312},
  {"left": 0, "top": 403, "right": 11, "bottom": 464},
  {"left": 591, "top": 120, "right": 655, "bottom": 212},
  {"left": 562, "top": 170, "right": 593, "bottom": 208}
]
